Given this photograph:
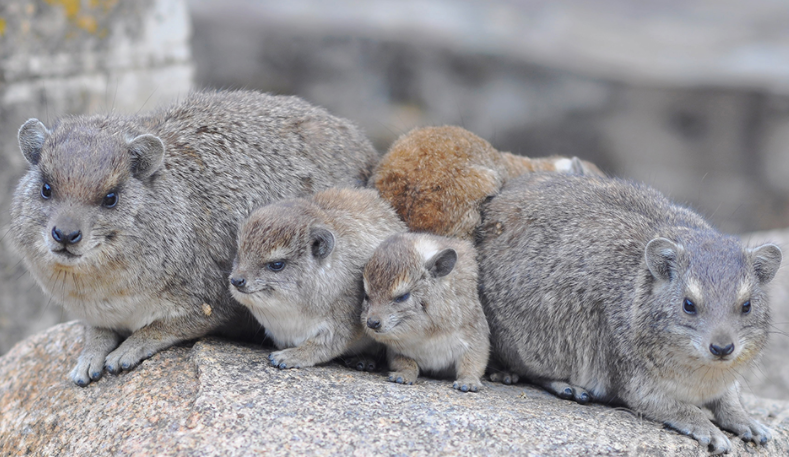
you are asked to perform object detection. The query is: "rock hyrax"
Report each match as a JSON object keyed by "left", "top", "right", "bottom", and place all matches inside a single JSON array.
[
  {"left": 229, "top": 187, "right": 407, "bottom": 369},
  {"left": 10, "top": 91, "right": 379, "bottom": 386},
  {"left": 477, "top": 173, "right": 782, "bottom": 454},
  {"left": 370, "top": 125, "right": 603, "bottom": 239},
  {"left": 362, "top": 233, "right": 490, "bottom": 392}
]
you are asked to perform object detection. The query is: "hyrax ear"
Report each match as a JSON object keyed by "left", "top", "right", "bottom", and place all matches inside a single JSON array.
[
  {"left": 310, "top": 227, "right": 335, "bottom": 259},
  {"left": 570, "top": 157, "right": 585, "bottom": 175},
  {"left": 426, "top": 249, "right": 457, "bottom": 278},
  {"left": 749, "top": 243, "right": 782, "bottom": 285},
  {"left": 18, "top": 119, "right": 51, "bottom": 166},
  {"left": 645, "top": 238, "right": 681, "bottom": 282},
  {"left": 128, "top": 134, "right": 165, "bottom": 179}
]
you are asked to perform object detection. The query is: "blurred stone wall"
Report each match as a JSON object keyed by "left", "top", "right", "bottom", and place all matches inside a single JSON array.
[{"left": 0, "top": 0, "right": 193, "bottom": 354}]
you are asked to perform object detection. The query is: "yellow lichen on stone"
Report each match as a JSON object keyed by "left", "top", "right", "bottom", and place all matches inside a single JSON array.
[
  {"left": 44, "top": 0, "right": 118, "bottom": 35},
  {"left": 0, "top": 18, "right": 6, "bottom": 37}
]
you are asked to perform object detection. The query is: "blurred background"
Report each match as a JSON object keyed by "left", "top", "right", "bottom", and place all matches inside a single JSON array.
[{"left": 1, "top": 0, "right": 788, "bottom": 393}]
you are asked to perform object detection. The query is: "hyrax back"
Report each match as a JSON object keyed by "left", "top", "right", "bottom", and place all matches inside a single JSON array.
[
  {"left": 362, "top": 233, "right": 490, "bottom": 392},
  {"left": 10, "top": 91, "right": 378, "bottom": 386},
  {"left": 229, "top": 187, "right": 407, "bottom": 370},
  {"left": 370, "top": 125, "right": 603, "bottom": 239},
  {"left": 477, "top": 173, "right": 781, "bottom": 453}
]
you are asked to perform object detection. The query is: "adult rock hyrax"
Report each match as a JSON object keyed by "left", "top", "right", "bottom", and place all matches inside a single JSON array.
[
  {"left": 370, "top": 125, "right": 603, "bottom": 240},
  {"left": 10, "top": 90, "right": 379, "bottom": 386},
  {"left": 362, "top": 232, "right": 490, "bottom": 392},
  {"left": 477, "top": 173, "right": 782, "bottom": 454},
  {"left": 229, "top": 187, "right": 407, "bottom": 370}
]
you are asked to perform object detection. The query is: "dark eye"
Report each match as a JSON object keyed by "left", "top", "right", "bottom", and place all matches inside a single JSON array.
[
  {"left": 41, "top": 183, "right": 52, "bottom": 199},
  {"left": 102, "top": 192, "right": 118, "bottom": 208},
  {"left": 267, "top": 261, "right": 285, "bottom": 272},
  {"left": 683, "top": 298, "right": 697, "bottom": 315},
  {"left": 742, "top": 300, "right": 751, "bottom": 315},
  {"left": 394, "top": 292, "right": 410, "bottom": 303}
]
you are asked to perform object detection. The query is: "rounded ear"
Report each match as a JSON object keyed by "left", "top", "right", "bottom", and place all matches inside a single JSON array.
[
  {"left": 128, "top": 134, "right": 165, "bottom": 179},
  {"left": 18, "top": 119, "right": 51, "bottom": 165},
  {"left": 749, "top": 243, "right": 782, "bottom": 285},
  {"left": 645, "top": 238, "right": 681, "bottom": 282},
  {"left": 310, "top": 227, "right": 335, "bottom": 259},
  {"left": 426, "top": 249, "right": 457, "bottom": 278}
]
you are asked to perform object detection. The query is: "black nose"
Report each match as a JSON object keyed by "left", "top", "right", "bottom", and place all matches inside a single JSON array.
[
  {"left": 230, "top": 277, "right": 246, "bottom": 288},
  {"left": 366, "top": 317, "right": 381, "bottom": 330},
  {"left": 710, "top": 343, "right": 734, "bottom": 357},
  {"left": 52, "top": 227, "right": 82, "bottom": 245}
]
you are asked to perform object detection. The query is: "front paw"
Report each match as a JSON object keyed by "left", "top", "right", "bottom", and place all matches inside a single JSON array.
[
  {"left": 668, "top": 420, "right": 732, "bottom": 455},
  {"left": 489, "top": 371, "right": 519, "bottom": 385},
  {"left": 387, "top": 371, "right": 416, "bottom": 385},
  {"left": 268, "top": 349, "right": 309, "bottom": 370},
  {"left": 453, "top": 376, "right": 482, "bottom": 393},
  {"left": 717, "top": 417, "right": 772, "bottom": 446},
  {"left": 70, "top": 350, "right": 111, "bottom": 387},
  {"left": 104, "top": 342, "right": 156, "bottom": 374}
]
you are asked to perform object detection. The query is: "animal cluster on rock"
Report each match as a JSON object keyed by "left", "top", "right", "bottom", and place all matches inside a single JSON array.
[{"left": 10, "top": 91, "right": 781, "bottom": 454}]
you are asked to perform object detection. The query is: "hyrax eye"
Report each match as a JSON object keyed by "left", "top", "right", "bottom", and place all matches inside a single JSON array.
[
  {"left": 682, "top": 298, "right": 697, "bottom": 315},
  {"left": 41, "top": 183, "right": 52, "bottom": 199},
  {"left": 267, "top": 261, "right": 285, "bottom": 272},
  {"left": 741, "top": 300, "right": 751, "bottom": 314},
  {"left": 102, "top": 192, "right": 118, "bottom": 208},
  {"left": 394, "top": 292, "right": 410, "bottom": 303}
]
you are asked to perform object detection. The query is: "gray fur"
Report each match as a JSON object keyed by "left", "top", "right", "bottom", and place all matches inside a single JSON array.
[
  {"left": 362, "top": 233, "right": 490, "bottom": 392},
  {"left": 10, "top": 90, "right": 379, "bottom": 386},
  {"left": 477, "top": 173, "right": 781, "bottom": 454},
  {"left": 229, "top": 187, "right": 406, "bottom": 370}
]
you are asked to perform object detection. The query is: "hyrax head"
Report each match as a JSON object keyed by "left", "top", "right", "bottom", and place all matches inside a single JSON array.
[
  {"left": 640, "top": 232, "right": 781, "bottom": 372},
  {"left": 11, "top": 117, "right": 165, "bottom": 271},
  {"left": 362, "top": 233, "right": 457, "bottom": 342},
  {"left": 229, "top": 200, "right": 335, "bottom": 308}
]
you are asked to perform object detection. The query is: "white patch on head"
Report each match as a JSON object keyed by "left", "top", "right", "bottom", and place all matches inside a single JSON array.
[
  {"left": 414, "top": 237, "right": 439, "bottom": 263},
  {"left": 554, "top": 158, "right": 573, "bottom": 173},
  {"left": 685, "top": 279, "right": 703, "bottom": 303},
  {"left": 262, "top": 247, "right": 291, "bottom": 262},
  {"left": 737, "top": 281, "right": 751, "bottom": 303}
]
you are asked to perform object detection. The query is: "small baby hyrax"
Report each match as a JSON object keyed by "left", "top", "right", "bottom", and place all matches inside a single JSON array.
[
  {"left": 477, "top": 173, "right": 782, "bottom": 454},
  {"left": 370, "top": 125, "right": 603, "bottom": 240},
  {"left": 362, "top": 232, "right": 490, "bottom": 392},
  {"left": 229, "top": 187, "right": 407, "bottom": 370},
  {"left": 10, "top": 90, "right": 379, "bottom": 386}
]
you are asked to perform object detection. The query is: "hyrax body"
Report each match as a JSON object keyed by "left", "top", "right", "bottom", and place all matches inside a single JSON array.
[
  {"left": 477, "top": 173, "right": 782, "bottom": 454},
  {"left": 10, "top": 91, "right": 379, "bottom": 386},
  {"left": 370, "top": 125, "right": 603, "bottom": 240},
  {"left": 362, "top": 233, "right": 490, "bottom": 392},
  {"left": 229, "top": 188, "right": 407, "bottom": 369}
]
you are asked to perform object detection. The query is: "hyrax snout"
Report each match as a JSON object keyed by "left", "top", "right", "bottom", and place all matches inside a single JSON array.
[
  {"left": 230, "top": 188, "right": 406, "bottom": 370},
  {"left": 362, "top": 233, "right": 489, "bottom": 392},
  {"left": 10, "top": 90, "right": 379, "bottom": 386},
  {"left": 477, "top": 173, "right": 782, "bottom": 453}
]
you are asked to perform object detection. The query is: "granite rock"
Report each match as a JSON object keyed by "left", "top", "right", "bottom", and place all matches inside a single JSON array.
[{"left": 1, "top": 322, "right": 788, "bottom": 456}]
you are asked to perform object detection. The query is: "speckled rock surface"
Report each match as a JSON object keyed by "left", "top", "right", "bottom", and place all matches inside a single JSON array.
[{"left": 1, "top": 322, "right": 788, "bottom": 456}]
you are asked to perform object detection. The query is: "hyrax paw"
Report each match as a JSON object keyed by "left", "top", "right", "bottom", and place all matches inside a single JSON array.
[
  {"left": 387, "top": 371, "right": 416, "bottom": 385},
  {"left": 453, "top": 377, "right": 482, "bottom": 393},
  {"left": 268, "top": 349, "right": 312, "bottom": 370},
  {"left": 489, "top": 371, "right": 519, "bottom": 385},
  {"left": 70, "top": 351, "right": 109, "bottom": 387},
  {"left": 104, "top": 344, "right": 155, "bottom": 374},
  {"left": 545, "top": 381, "right": 591, "bottom": 404},
  {"left": 669, "top": 421, "right": 732, "bottom": 455},
  {"left": 345, "top": 356, "right": 378, "bottom": 372},
  {"left": 718, "top": 418, "right": 772, "bottom": 446}
]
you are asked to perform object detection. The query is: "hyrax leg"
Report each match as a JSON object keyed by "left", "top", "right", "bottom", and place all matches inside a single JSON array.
[
  {"left": 707, "top": 386, "right": 772, "bottom": 445},
  {"left": 542, "top": 380, "right": 591, "bottom": 404},
  {"left": 387, "top": 352, "right": 419, "bottom": 385},
  {"left": 104, "top": 319, "right": 202, "bottom": 375},
  {"left": 70, "top": 325, "right": 123, "bottom": 386},
  {"left": 268, "top": 328, "right": 354, "bottom": 370},
  {"left": 453, "top": 347, "right": 487, "bottom": 393},
  {"left": 630, "top": 391, "right": 732, "bottom": 455}
]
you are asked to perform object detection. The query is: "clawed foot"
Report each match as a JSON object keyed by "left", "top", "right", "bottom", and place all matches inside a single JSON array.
[
  {"left": 453, "top": 376, "right": 482, "bottom": 393},
  {"left": 545, "top": 381, "right": 591, "bottom": 404},
  {"left": 268, "top": 349, "right": 313, "bottom": 370},
  {"left": 104, "top": 342, "right": 157, "bottom": 375},
  {"left": 668, "top": 420, "right": 732, "bottom": 454},
  {"left": 346, "top": 356, "right": 378, "bottom": 372},
  {"left": 716, "top": 417, "right": 772, "bottom": 447},
  {"left": 70, "top": 349, "right": 112, "bottom": 387},
  {"left": 388, "top": 371, "right": 416, "bottom": 385},
  {"left": 489, "top": 371, "right": 519, "bottom": 385}
]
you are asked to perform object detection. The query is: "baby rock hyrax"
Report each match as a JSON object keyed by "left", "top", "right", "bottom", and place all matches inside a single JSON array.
[
  {"left": 229, "top": 187, "right": 407, "bottom": 370},
  {"left": 10, "top": 91, "right": 378, "bottom": 386},
  {"left": 362, "top": 233, "right": 490, "bottom": 392},
  {"left": 477, "top": 173, "right": 782, "bottom": 454},
  {"left": 370, "top": 125, "right": 603, "bottom": 240}
]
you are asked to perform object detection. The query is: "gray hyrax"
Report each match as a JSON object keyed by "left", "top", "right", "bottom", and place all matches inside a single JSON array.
[
  {"left": 229, "top": 187, "right": 406, "bottom": 370},
  {"left": 477, "top": 173, "right": 781, "bottom": 454},
  {"left": 10, "top": 91, "right": 378, "bottom": 386},
  {"left": 362, "top": 233, "right": 490, "bottom": 392}
]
